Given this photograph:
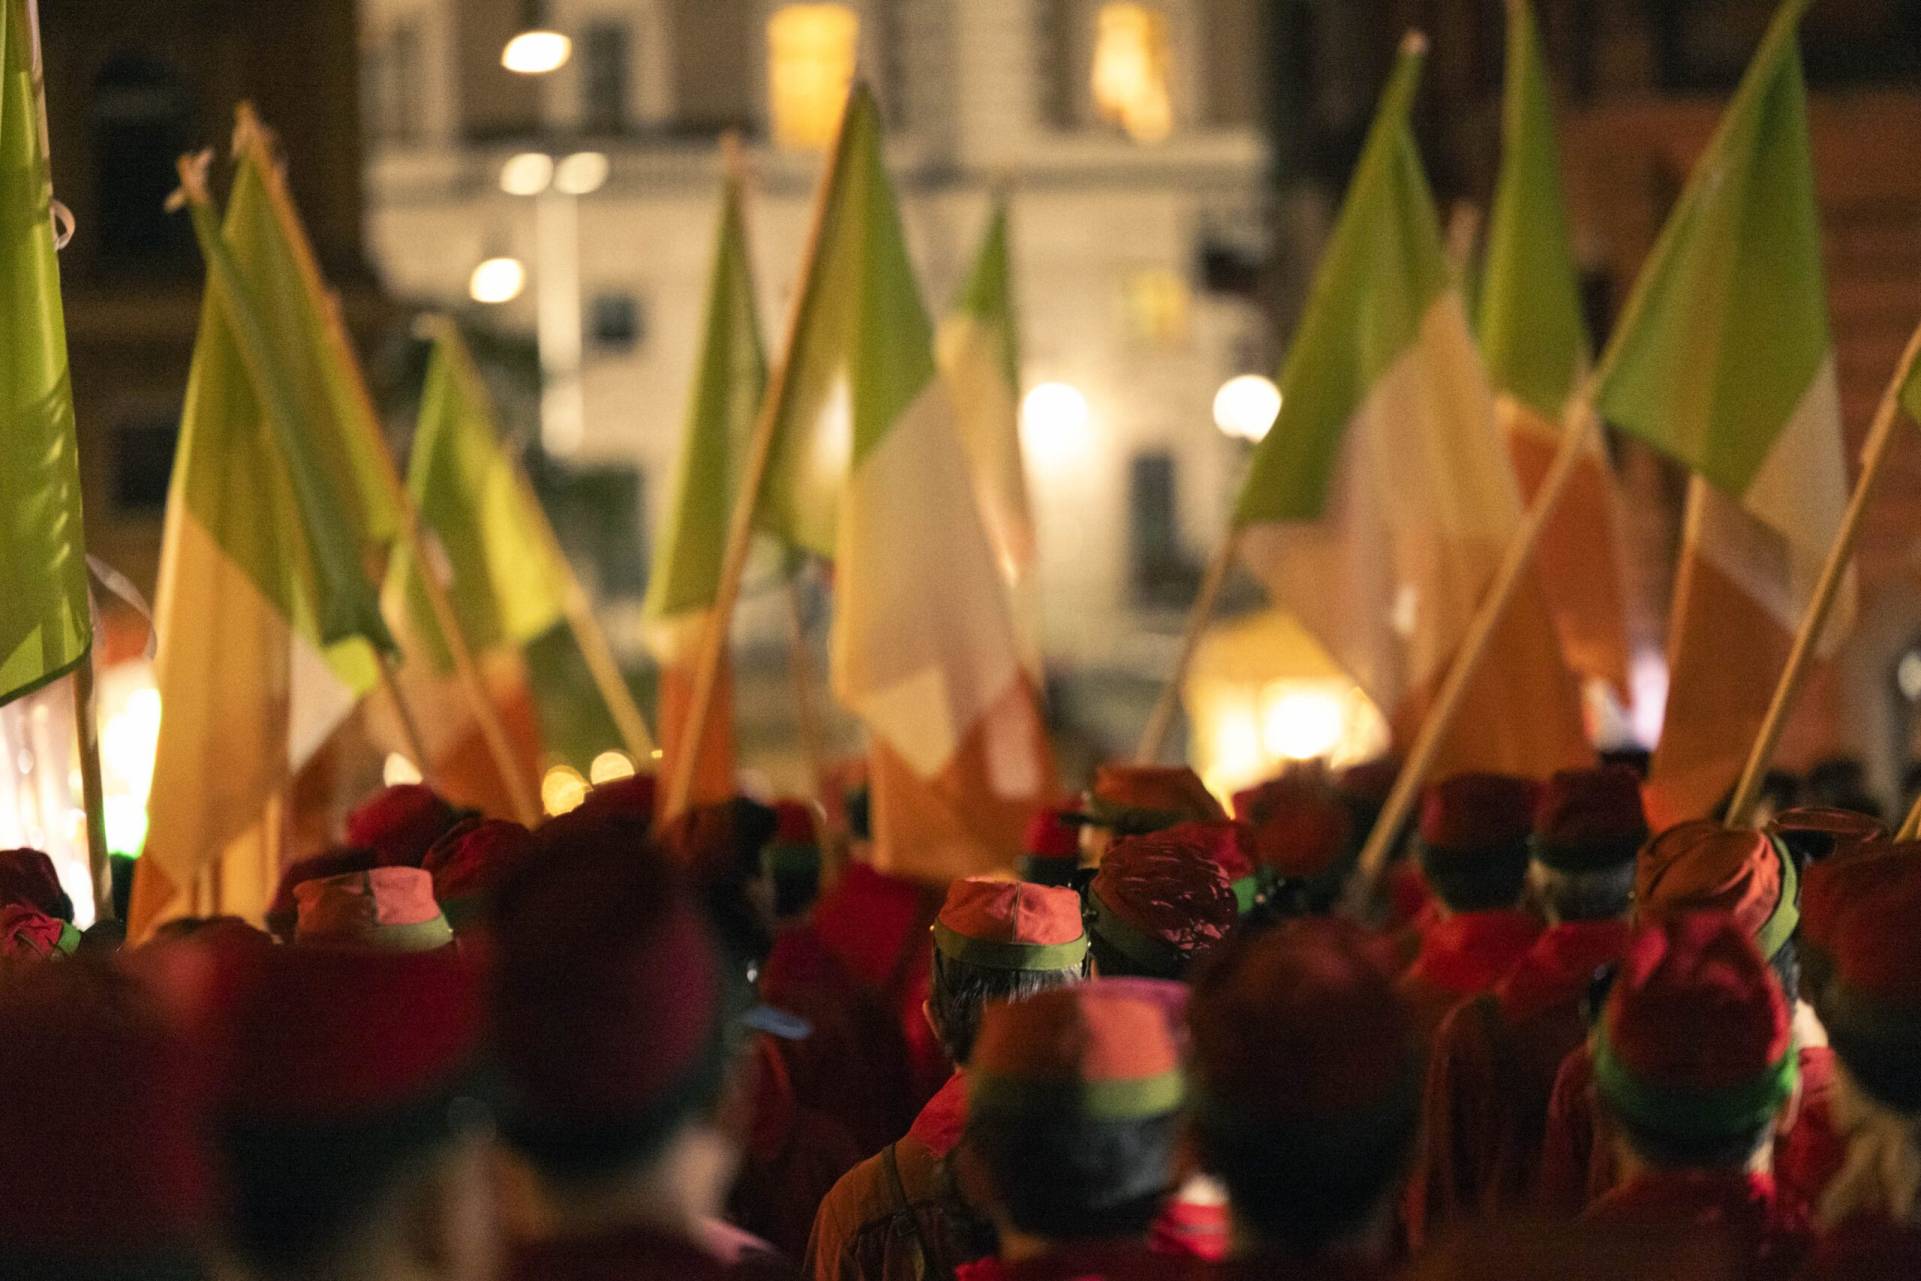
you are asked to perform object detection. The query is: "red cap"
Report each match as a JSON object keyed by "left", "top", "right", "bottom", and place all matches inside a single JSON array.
[
  {"left": 422, "top": 818, "right": 534, "bottom": 925},
  {"left": 1766, "top": 807, "right": 1887, "bottom": 866},
  {"left": 1189, "top": 919, "right": 1417, "bottom": 1126},
  {"left": 657, "top": 798, "right": 777, "bottom": 885},
  {"left": 265, "top": 845, "right": 377, "bottom": 940},
  {"left": 0, "top": 848, "right": 72, "bottom": 921},
  {"left": 934, "top": 878, "right": 1087, "bottom": 971},
  {"left": 293, "top": 868, "right": 453, "bottom": 951},
  {"left": 968, "top": 987, "right": 1184, "bottom": 1120},
  {"left": 1083, "top": 765, "right": 1227, "bottom": 833},
  {"left": 1088, "top": 832, "right": 1238, "bottom": 975},
  {"left": 1532, "top": 767, "right": 1648, "bottom": 872},
  {"left": 1595, "top": 913, "right": 1794, "bottom": 1136},
  {"left": 1827, "top": 852, "right": 1921, "bottom": 1009},
  {"left": 1023, "top": 808, "right": 1081, "bottom": 861},
  {"left": 1239, "top": 777, "right": 1352, "bottom": 880},
  {"left": 0, "top": 964, "right": 210, "bottom": 1253},
  {"left": 1420, "top": 773, "right": 1538, "bottom": 852},
  {"left": 1802, "top": 844, "right": 1913, "bottom": 956},
  {"left": 0, "top": 904, "right": 76, "bottom": 960},
  {"left": 492, "top": 816, "right": 729, "bottom": 1129},
  {"left": 1635, "top": 823, "right": 1797, "bottom": 959},
  {"left": 1157, "top": 820, "right": 1257, "bottom": 882},
  {"left": 345, "top": 784, "right": 462, "bottom": 868},
  {"left": 568, "top": 772, "right": 658, "bottom": 826},
  {"left": 1335, "top": 758, "right": 1400, "bottom": 804}
]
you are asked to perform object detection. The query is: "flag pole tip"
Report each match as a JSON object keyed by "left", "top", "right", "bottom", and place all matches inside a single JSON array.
[
  {"left": 1400, "top": 30, "right": 1430, "bottom": 58},
  {"left": 167, "top": 149, "right": 215, "bottom": 211}
]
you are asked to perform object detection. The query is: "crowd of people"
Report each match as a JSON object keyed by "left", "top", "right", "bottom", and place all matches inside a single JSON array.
[{"left": 2, "top": 752, "right": 1918, "bottom": 1280}]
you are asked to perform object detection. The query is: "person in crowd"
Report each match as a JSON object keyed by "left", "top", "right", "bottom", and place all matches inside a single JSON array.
[
  {"left": 806, "top": 877, "right": 1088, "bottom": 1281},
  {"left": 766, "top": 800, "right": 827, "bottom": 921},
  {"left": 1582, "top": 913, "right": 1811, "bottom": 1280},
  {"left": 263, "top": 845, "right": 377, "bottom": 941},
  {"left": 1187, "top": 920, "right": 1421, "bottom": 1278},
  {"left": 421, "top": 816, "right": 535, "bottom": 933},
  {"left": 1015, "top": 807, "right": 1082, "bottom": 888},
  {"left": 954, "top": 987, "right": 1184, "bottom": 1281},
  {"left": 1409, "top": 766, "right": 1645, "bottom": 1245},
  {"left": 0, "top": 902, "right": 77, "bottom": 959},
  {"left": 1085, "top": 830, "right": 1238, "bottom": 980},
  {"left": 1072, "top": 764, "right": 1227, "bottom": 866},
  {"left": 291, "top": 866, "right": 455, "bottom": 951},
  {"left": 345, "top": 783, "right": 468, "bottom": 867},
  {"left": 1155, "top": 820, "right": 1262, "bottom": 915},
  {"left": 1767, "top": 806, "right": 1887, "bottom": 871},
  {"left": 0, "top": 962, "right": 215, "bottom": 1280},
  {"left": 1235, "top": 770, "right": 1354, "bottom": 921},
  {"left": 0, "top": 847, "right": 74, "bottom": 921},
  {"left": 1396, "top": 773, "right": 1545, "bottom": 1043}
]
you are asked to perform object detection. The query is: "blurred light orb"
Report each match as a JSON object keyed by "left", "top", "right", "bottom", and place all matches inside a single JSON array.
[
  {"left": 499, "top": 152, "right": 555, "bottom": 196},
  {"left": 502, "top": 30, "right": 571, "bottom": 75},
  {"left": 1021, "top": 381, "right": 1090, "bottom": 439},
  {"left": 589, "top": 750, "right": 636, "bottom": 785},
  {"left": 555, "top": 151, "right": 610, "bottom": 196},
  {"left": 541, "top": 765, "right": 589, "bottom": 816},
  {"left": 469, "top": 256, "right": 526, "bottom": 304},
  {"left": 1259, "top": 686, "right": 1346, "bottom": 761},
  {"left": 1213, "top": 374, "right": 1281, "bottom": 442},
  {"left": 382, "top": 753, "right": 423, "bottom": 787}
]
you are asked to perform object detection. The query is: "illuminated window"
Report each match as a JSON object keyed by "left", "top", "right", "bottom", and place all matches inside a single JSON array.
[
  {"left": 1091, "top": 2, "right": 1174, "bottom": 143},
  {"left": 768, "top": 3, "right": 860, "bottom": 151},
  {"left": 1121, "top": 267, "right": 1190, "bottom": 347}
]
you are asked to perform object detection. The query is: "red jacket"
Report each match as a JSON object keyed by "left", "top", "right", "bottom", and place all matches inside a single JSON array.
[
  {"left": 1396, "top": 909, "right": 1543, "bottom": 1045},
  {"left": 1803, "top": 1213, "right": 1921, "bottom": 1280},
  {"left": 954, "top": 1243, "right": 1169, "bottom": 1281},
  {"left": 1585, "top": 1171, "right": 1810, "bottom": 1281}
]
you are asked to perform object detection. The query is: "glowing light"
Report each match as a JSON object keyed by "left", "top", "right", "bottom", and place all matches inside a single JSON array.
[
  {"left": 554, "top": 151, "right": 609, "bottom": 196},
  {"left": 768, "top": 4, "right": 859, "bottom": 150},
  {"left": 1213, "top": 374, "right": 1282, "bottom": 443},
  {"left": 468, "top": 256, "right": 526, "bottom": 305},
  {"left": 502, "top": 30, "right": 572, "bottom": 75},
  {"left": 541, "top": 765, "right": 589, "bottom": 816},
  {"left": 589, "top": 751, "right": 636, "bottom": 785},
  {"left": 383, "top": 753, "right": 423, "bottom": 786},
  {"left": 1260, "top": 685, "right": 1347, "bottom": 761},
  {"left": 500, "top": 152, "right": 555, "bottom": 196},
  {"left": 1092, "top": 3, "right": 1175, "bottom": 143}
]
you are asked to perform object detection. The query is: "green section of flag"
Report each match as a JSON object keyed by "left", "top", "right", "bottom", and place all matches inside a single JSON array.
[
  {"left": 523, "top": 620, "right": 639, "bottom": 772},
  {"left": 1234, "top": 40, "right": 1449, "bottom": 526},
  {"left": 1478, "top": 0, "right": 1588, "bottom": 418},
  {"left": 177, "top": 191, "right": 391, "bottom": 660},
  {"left": 391, "top": 330, "right": 567, "bottom": 670},
  {"left": 643, "top": 175, "right": 768, "bottom": 622},
  {"left": 1901, "top": 347, "right": 1921, "bottom": 427},
  {"left": 1591, "top": 0, "right": 1827, "bottom": 497},
  {"left": 757, "top": 85, "right": 938, "bottom": 558},
  {"left": 0, "top": 0, "right": 90, "bottom": 704},
  {"left": 952, "top": 197, "right": 1021, "bottom": 390}
]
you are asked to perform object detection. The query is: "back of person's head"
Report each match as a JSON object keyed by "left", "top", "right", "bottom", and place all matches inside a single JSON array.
[
  {"left": 657, "top": 797, "right": 780, "bottom": 975},
  {"left": 0, "top": 848, "right": 75, "bottom": 922},
  {"left": 1593, "top": 913, "right": 1794, "bottom": 1172},
  {"left": 928, "top": 877, "right": 1086, "bottom": 1064},
  {"left": 264, "top": 846, "right": 377, "bottom": 942},
  {"left": 420, "top": 817, "right": 534, "bottom": 933},
  {"left": 291, "top": 868, "right": 453, "bottom": 952},
  {"left": 765, "top": 800, "right": 825, "bottom": 917},
  {"left": 1086, "top": 831, "right": 1238, "bottom": 979},
  {"left": 345, "top": 784, "right": 466, "bottom": 868},
  {"left": 1529, "top": 767, "right": 1647, "bottom": 924},
  {"left": 1636, "top": 822, "right": 1800, "bottom": 1003},
  {"left": 1187, "top": 920, "right": 1419, "bottom": 1254},
  {"left": 964, "top": 985, "right": 1184, "bottom": 1241},
  {"left": 1419, "top": 773, "right": 1538, "bottom": 913}
]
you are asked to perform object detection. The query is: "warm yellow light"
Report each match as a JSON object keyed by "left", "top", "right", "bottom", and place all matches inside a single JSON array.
[
  {"left": 768, "top": 4, "right": 859, "bottom": 151},
  {"left": 554, "top": 151, "right": 609, "bottom": 196},
  {"left": 502, "top": 29, "right": 572, "bottom": 75},
  {"left": 1260, "top": 684, "right": 1347, "bottom": 762},
  {"left": 1121, "top": 268, "right": 1189, "bottom": 346},
  {"left": 500, "top": 152, "right": 555, "bottom": 196},
  {"left": 1092, "top": 3, "right": 1175, "bottom": 143},
  {"left": 541, "top": 765, "right": 589, "bottom": 816},
  {"left": 589, "top": 751, "right": 636, "bottom": 785},
  {"left": 1213, "top": 374, "right": 1282, "bottom": 443},
  {"left": 469, "top": 256, "right": 526, "bottom": 304},
  {"left": 383, "top": 753, "right": 423, "bottom": 786}
]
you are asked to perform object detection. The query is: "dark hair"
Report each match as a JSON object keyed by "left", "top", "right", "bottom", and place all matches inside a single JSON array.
[
  {"left": 1770, "top": 937, "right": 1802, "bottom": 1008},
  {"left": 1826, "top": 1024, "right": 1921, "bottom": 1113},
  {"left": 928, "top": 950, "right": 1080, "bottom": 1065},
  {"left": 77, "top": 917, "right": 128, "bottom": 956},
  {"left": 966, "top": 1108, "right": 1178, "bottom": 1239},
  {"left": 1422, "top": 844, "right": 1529, "bottom": 914},
  {"left": 1610, "top": 1112, "right": 1773, "bottom": 1172},
  {"left": 1537, "top": 864, "right": 1633, "bottom": 924}
]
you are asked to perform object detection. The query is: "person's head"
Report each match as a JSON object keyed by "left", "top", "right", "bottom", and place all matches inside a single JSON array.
[
  {"left": 345, "top": 785, "right": 466, "bottom": 869},
  {"left": 421, "top": 818, "right": 534, "bottom": 934},
  {"left": 1798, "top": 841, "right": 1912, "bottom": 1011},
  {"left": 292, "top": 868, "right": 454, "bottom": 952},
  {"left": 1766, "top": 806, "right": 1887, "bottom": 870},
  {"left": 1086, "top": 832, "right": 1238, "bottom": 980},
  {"left": 265, "top": 846, "right": 377, "bottom": 942},
  {"left": 0, "top": 848, "right": 74, "bottom": 922},
  {"left": 1187, "top": 920, "right": 1420, "bottom": 1256},
  {"left": 965, "top": 986, "right": 1184, "bottom": 1246},
  {"left": 1419, "top": 773, "right": 1538, "bottom": 914},
  {"left": 1238, "top": 772, "right": 1352, "bottom": 919},
  {"left": 657, "top": 797, "right": 780, "bottom": 977},
  {"left": 928, "top": 877, "right": 1086, "bottom": 1065},
  {"left": 764, "top": 800, "right": 824, "bottom": 919},
  {"left": 0, "top": 961, "right": 213, "bottom": 1280},
  {"left": 491, "top": 816, "right": 750, "bottom": 1230},
  {"left": 1157, "top": 820, "right": 1261, "bottom": 915},
  {"left": 1636, "top": 822, "right": 1800, "bottom": 1003},
  {"left": 565, "top": 772, "right": 658, "bottom": 827},
  {"left": 1529, "top": 766, "right": 1646, "bottom": 924},
  {"left": 1075, "top": 765, "right": 1227, "bottom": 864},
  {"left": 164, "top": 933, "right": 493, "bottom": 1281},
  {"left": 1594, "top": 913, "right": 1795, "bottom": 1176}
]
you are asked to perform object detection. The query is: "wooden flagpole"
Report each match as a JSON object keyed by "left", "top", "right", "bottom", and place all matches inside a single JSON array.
[
  {"left": 1348, "top": 403, "right": 1601, "bottom": 896},
  {"left": 1724, "top": 322, "right": 1921, "bottom": 826},
  {"left": 70, "top": 655, "right": 114, "bottom": 920},
  {"left": 663, "top": 106, "right": 854, "bottom": 820},
  {"left": 1898, "top": 779, "right": 1921, "bottom": 842},
  {"left": 1135, "top": 528, "right": 1240, "bottom": 763},
  {"left": 232, "top": 108, "right": 539, "bottom": 825}
]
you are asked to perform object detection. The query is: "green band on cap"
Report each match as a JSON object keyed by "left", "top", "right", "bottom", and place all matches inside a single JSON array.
[
  {"left": 1592, "top": 1024, "right": 1797, "bottom": 1138},
  {"left": 970, "top": 1067, "right": 1185, "bottom": 1121},
  {"left": 1087, "top": 886, "right": 1184, "bottom": 973},
  {"left": 1231, "top": 875, "right": 1261, "bottom": 916},
  {"left": 1754, "top": 836, "right": 1800, "bottom": 962},
  {"left": 55, "top": 922, "right": 81, "bottom": 956},
  {"left": 933, "top": 921, "right": 1088, "bottom": 972},
  {"left": 1529, "top": 834, "right": 1642, "bottom": 875},
  {"left": 304, "top": 914, "right": 455, "bottom": 952}
]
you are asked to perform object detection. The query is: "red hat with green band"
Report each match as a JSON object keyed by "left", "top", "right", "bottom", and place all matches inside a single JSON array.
[
  {"left": 1074, "top": 764, "right": 1226, "bottom": 835},
  {"left": 1821, "top": 853, "right": 1921, "bottom": 1110},
  {"left": 1767, "top": 806, "right": 1887, "bottom": 866},
  {"left": 1087, "top": 834, "right": 1237, "bottom": 975},
  {"left": 423, "top": 818, "right": 535, "bottom": 930},
  {"left": 346, "top": 783, "right": 466, "bottom": 868},
  {"left": 968, "top": 986, "right": 1185, "bottom": 1122},
  {"left": 934, "top": 877, "right": 1087, "bottom": 972},
  {"left": 1531, "top": 766, "right": 1648, "bottom": 873},
  {"left": 1635, "top": 823, "right": 1798, "bottom": 961},
  {"left": 293, "top": 868, "right": 454, "bottom": 952},
  {"left": 1592, "top": 913, "right": 1796, "bottom": 1141},
  {"left": 0, "top": 847, "right": 73, "bottom": 921},
  {"left": 1155, "top": 820, "right": 1262, "bottom": 914},
  {"left": 0, "top": 903, "right": 80, "bottom": 960}
]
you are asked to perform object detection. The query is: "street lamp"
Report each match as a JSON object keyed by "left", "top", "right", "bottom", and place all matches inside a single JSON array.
[
  {"left": 468, "top": 255, "right": 527, "bottom": 304},
  {"left": 502, "top": 1, "right": 570, "bottom": 74}
]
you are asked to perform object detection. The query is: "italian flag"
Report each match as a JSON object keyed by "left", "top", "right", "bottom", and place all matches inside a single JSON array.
[
  {"left": 382, "top": 326, "right": 562, "bottom": 813},
  {"left": 1591, "top": 0, "right": 1850, "bottom": 826},
  {"left": 1233, "top": 36, "right": 1588, "bottom": 779},
  {"left": 643, "top": 174, "right": 766, "bottom": 813},
  {"left": 1480, "top": 0, "right": 1631, "bottom": 699},
  {"left": 133, "top": 143, "right": 392, "bottom": 934},
  {"left": 758, "top": 86, "right": 1055, "bottom": 880},
  {"left": 0, "top": 0, "right": 90, "bottom": 707},
  {"left": 937, "top": 197, "right": 1041, "bottom": 672}
]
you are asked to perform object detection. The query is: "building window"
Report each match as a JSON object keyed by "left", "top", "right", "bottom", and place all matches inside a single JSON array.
[
  {"left": 366, "top": 21, "right": 423, "bottom": 142},
  {"left": 1091, "top": 2, "right": 1174, "bottom": 142},
  {"left": 589, "top": 292, "right": 643, "bottom": 352},
  {"left": 109, "top": 413, "right": 178, "bottom": 513},
  {"left": 581, "top": 21, "right": 632, "bottom": 134},
  {"left": 91, "top": 56, "right": 194, "bottom": 269},
  {"left": 1128, "top": 452, "right": 1198, "bottom": 608},
  {"left": 1120, "top": 267, "right": 1190, "bottom": 348},
  {"left": 767, "top": 3, "right": 859, "bottom": 150}
]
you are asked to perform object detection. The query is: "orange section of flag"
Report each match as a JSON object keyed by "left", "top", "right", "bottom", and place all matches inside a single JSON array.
[{"left": 657, "top": 658, "right": 738, "bottom": 817}]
